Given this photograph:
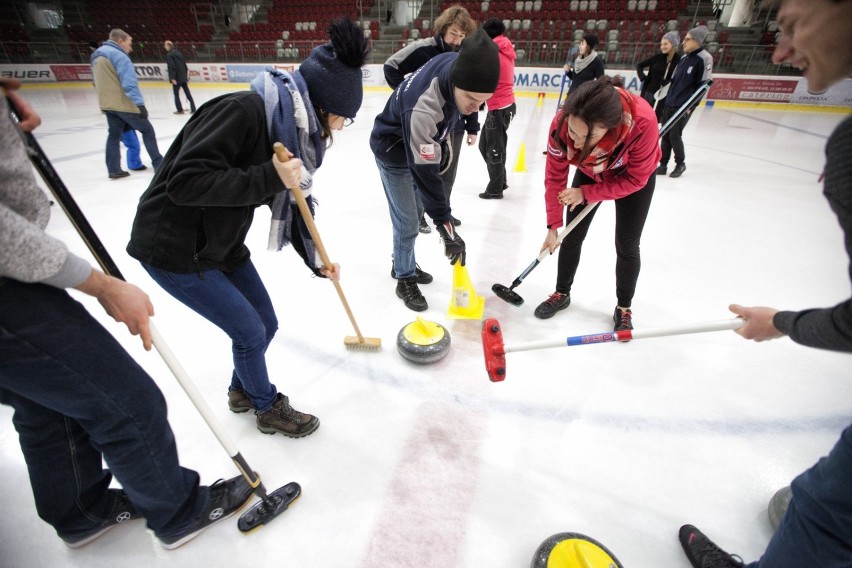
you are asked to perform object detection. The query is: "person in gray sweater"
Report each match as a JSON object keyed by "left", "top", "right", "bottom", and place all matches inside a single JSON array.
[{"left": 0, "top": 78, "right": 252, "bottom": 550}]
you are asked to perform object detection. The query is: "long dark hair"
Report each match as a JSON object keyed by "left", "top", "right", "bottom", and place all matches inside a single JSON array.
[{"left": 555, "top": 75, "right": 625, "bottom": 161}]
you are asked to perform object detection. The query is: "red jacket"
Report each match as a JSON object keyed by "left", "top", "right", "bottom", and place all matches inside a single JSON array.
[
  {"left": 486, "top": 35, "right": 516, "bottom": 111},
  {"left": 544, "top": 92, "right": 661, "bottom": 229}
]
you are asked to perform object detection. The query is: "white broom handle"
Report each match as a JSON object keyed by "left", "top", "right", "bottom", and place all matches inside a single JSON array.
[
  {"left": 150, "top": 322, "right": 240, "bottom": 456},
  {"left": 504, "top": 318, "right": 745, "bottom": 354}
]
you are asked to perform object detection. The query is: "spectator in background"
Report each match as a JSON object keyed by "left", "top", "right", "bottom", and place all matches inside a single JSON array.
[
  {"left": 478, "top": 18, "right": 517, "bottom": 200},
  {"left": 655, "top": 25, "right": 713, "bottom": 178},
  {"left": 91, "top": 29, "right": 163, "bottom": 179},
  {"left": 384, "top": 4, "right": 478, "bottom": 233},
  {"left": 164, "top": 40, "right": 196, "bottom": 115},
  {"left": 564, "top": 34, "right": 605, "bottom": 97},
  {"left": 678, "top": 1, "right": 852, "bottom": 566},
  {"left": 636, "top": 31, "right": 681, "bottom": 119}
]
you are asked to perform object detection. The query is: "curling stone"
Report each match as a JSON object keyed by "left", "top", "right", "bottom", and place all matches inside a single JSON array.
[
  {"left": 531, "top": 532, "right": 624, "bottom": 568},
  {"left": 396, "top": 316, "right": 451, "bottom": 364}
]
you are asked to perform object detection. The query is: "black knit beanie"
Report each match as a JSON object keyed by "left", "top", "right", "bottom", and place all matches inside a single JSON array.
[
  {"left": 583, "top": 33, "right": 599, "bottom": 50},
  {"left": 298, "top": 18, "right": 369, "bottom": 118},
  {"left": 481, "top": 17, "right": 506, "bottom": 39},
  {"left": 451, "top": 28, "right": 500, "bottom": 93}
]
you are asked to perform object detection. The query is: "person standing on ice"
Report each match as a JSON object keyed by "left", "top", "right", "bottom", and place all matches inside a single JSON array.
[
  {"left": 534, "top": 76, "right": 660, "bottom": 332},
  {"left": 127, "top": 18, "right": 368, "bottom": 438},
  {"left": 371, "top": 28, "right": 500, "bottom": 312},
  {"left": 0, "top": 77, "right": 253, "bottom": 551},
  {"left": 677, "top": 0, "right": 852, "bottom": 566}
]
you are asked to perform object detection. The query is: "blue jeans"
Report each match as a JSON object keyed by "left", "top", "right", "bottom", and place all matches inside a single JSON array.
[
  {"left": 121, "top": 127, "right": 143, "bottom": 170},
  {"left": 0, "top": 279, "right": 205, "bottom": 539},
  {"left": 105, "top": 110, "right": 162, "bottom": 175},
  {"left": 142, "top": 260, "right": 280, "bottom": 411},
  {"left": 376, "top": 158, "right": 425, "bottom": 280},
  {"left": 747, "top": 423, "right": 852, "bottom": 567}
]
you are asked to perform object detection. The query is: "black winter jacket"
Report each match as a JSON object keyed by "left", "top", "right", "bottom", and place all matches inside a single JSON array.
[{"left": 127, "top": 92, "right": 287, "bottom": 274}]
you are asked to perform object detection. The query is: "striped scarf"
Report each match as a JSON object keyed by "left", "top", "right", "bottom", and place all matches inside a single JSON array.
[{"left": 250, "top": 68, "right": 325, "bottom": 264}]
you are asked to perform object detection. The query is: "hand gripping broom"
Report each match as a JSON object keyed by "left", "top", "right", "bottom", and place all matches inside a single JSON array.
[
  {"left": 9, "top": 103, "right": 299, "bottom": 534},
  {"left": 272, "top": 143, "right": 381, "bottom": 350}
]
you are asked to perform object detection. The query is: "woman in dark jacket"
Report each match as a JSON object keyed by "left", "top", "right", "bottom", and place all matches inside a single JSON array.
[
  {"left": 127, "top": 19, "right": 368, "bottom": 439},
  {"left": 565, "top": 34, "right": 605, "bottom": 96},
  {"left": 636, "top": 31, "right": 681, "bottom": 118}
]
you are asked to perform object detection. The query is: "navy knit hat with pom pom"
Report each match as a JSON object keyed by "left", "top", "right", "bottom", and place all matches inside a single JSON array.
[{"left": 298, "top": 18, "right": 370, "bottom": 118}]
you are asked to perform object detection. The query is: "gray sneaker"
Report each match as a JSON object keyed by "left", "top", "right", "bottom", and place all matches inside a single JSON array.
[
  {"left": 158, "top": 475, "right": 254, "bottom": 550},
  {"left": 256, "top": 393, "right": 319, "bottom": 438},
  {"left": 60, "top": 490, "right": 139, "bottom": 548}
]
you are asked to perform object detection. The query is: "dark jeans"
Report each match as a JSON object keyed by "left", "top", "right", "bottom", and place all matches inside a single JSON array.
[
  {"left": 479, "top": 103, "right": 516, "bottom": 195},
  {"left": 172, "top": 82, "right": 196, "bottom": 113},
  {"left": 555, "top": 169, "right": 656, "bottom": 307},
  {"left": 746, "top": 423, "right": 852, "bottom": 567},
  {"left": 105, "top": 110, "right": 162, "bottom": 175},
  {"left": 0, "top": 279, "right": 204, "bottom": 539},
  {"left": 658, "top": 105, "right": 692, "bottom": 167},
  {"left": 142, "top": 259, "right": 280, "bottom": 411}
]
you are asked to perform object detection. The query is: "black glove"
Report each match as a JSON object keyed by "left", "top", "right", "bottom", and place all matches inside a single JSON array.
[
  {"left": 137, "top": 105, "right": 148, "bottom": 119},
  {"left": 435, "top": 221, "right": 466, "bottom": 266}
]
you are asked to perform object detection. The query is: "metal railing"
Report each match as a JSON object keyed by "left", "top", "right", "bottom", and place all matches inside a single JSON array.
[{"left": 0, "top": 38, "right": 799, "bottom": 77}]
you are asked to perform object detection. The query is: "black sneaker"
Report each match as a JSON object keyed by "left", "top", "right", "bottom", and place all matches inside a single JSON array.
[
  {"left": 60, "top": 490, "right": 139, "bottom": 548},
  {"left": 670, "top": 163, "right": 686, "bottom": 178},
  {"left": 613, "top": 306, "right": 633, "bottom": 332},
  {"left": 109, "top": 170, "right": 130, "bottom": 179},
  {"left": 396, "top": 278, "right": 428, "bottom": 311},
  {"left": 418, "top": 218, "right": 431, "bottom": 234},
  {"left": 228, "top": 388, "right": 252, "bottom": 413},
  {"left": 158, "top": 475, "right": 254, "bottom": 550},
  {"left": 129, "top": 165, "right": 148, "bottom": 171},
  {"left": 389, "top": 263, "right": 433, "bottom": 284},
  {"left": 678, "top": 525, "right": 745, "bottom": 568},
  {"left": 478, "top": 192, "right": 503, "bottom": 199},
  {"left": 533, "top": 292, "right": 570, "bottom": 319},
  {"left": 655, "top": 165, "right": 667, "bottom": 175},
  {"left": 255, "top": 393, "right": 320, "bottom": 438}
]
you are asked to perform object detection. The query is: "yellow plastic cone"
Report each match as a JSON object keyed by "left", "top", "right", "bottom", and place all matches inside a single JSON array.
[
  {"left": 513, "top": 142, "right": 526, "bottom": 173},
  {"left": 447, "top": 260, "right": 485, "bottom": 320}
]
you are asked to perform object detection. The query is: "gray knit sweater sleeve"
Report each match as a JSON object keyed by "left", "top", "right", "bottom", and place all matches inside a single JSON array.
[
  {"left": 0, "top": 95, "right": 91, "bottom": 288},
  {"left": 772, "top": 116, "right": 852, "bottom": 353}
]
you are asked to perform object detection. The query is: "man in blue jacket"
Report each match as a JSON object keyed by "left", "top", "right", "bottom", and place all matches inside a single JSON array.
[
  {"left": 656, "top": 25, "right": 713, "bottom": 178},
  {"left": 91, "top": 29, "right": 163, "bottom": 179},
  {"left": 371, "top": 28, "right": 499, "bottom": 311}
]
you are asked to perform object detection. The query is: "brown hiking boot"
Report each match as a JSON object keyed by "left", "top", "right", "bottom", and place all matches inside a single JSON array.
[
  {"left": 256, "top": 393, "right": 319, "bottom": 438},
  {"left": 227, "top": 388, "right": 253, "bottom": 413}
]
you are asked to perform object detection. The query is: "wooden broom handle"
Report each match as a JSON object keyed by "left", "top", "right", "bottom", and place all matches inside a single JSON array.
[{"left": 272, "top": 143, "right": 365, "bottom": 341}]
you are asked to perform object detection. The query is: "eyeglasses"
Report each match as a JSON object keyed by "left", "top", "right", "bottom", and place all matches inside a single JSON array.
[{"left": 343, "top": 117, "right": 354, "bottom": 127}]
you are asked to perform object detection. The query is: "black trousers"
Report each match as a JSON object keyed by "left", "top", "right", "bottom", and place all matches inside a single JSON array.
[
  {"left": 172, "top": 82, "right": 196, "bottom": 112},
  {"left": 658, "top": 105, "right": 691, "bottom": 166},
  {"left": 555, "top": 169, "right": 656, "bottom": 307},
  {"left": 478, "top": 103, "right": 516, "bottom": 195}
]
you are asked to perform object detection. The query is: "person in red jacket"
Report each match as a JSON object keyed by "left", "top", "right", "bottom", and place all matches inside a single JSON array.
[
  {"left": 535, "top": 76, "right": 661, "bottom": 331},
  {"left": 478, "top": 17, "right": 517, "bottom": 199}
]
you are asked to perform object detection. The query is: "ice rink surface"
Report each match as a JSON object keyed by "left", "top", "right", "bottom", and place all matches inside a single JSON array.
[{"left": 1, "top": 81, "right": 850, "bottom": 567}]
